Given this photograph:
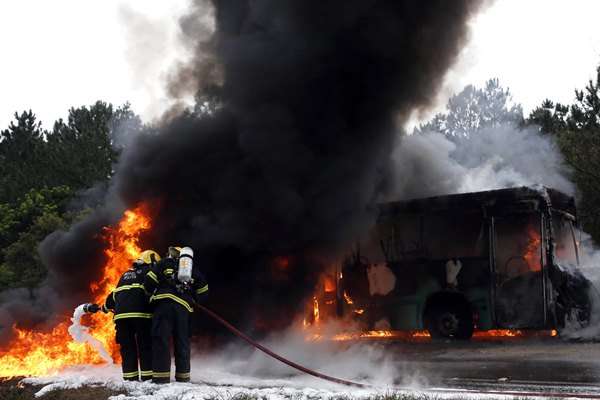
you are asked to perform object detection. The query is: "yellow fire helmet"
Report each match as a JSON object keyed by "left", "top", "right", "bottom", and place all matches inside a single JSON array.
[
  {"left": 167, "top": 246, "right": 182, "bottom": 259},
  {"left": 135, "top": 249, "right": 161, "bottom": 265}
]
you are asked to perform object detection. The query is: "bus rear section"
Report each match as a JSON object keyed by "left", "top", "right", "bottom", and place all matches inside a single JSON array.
[{"left": 330, "top": 186, "right": 592, "bottom": 339}]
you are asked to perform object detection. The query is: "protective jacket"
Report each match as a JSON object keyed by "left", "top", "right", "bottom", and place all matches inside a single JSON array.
[
  {"left": 143, "top": 257, "right": 208, "bottom": 313},
  {"left": 103, "top": 263, "right": 153, "bottom": 381},
  {"left": 143, "top": 255, "right": 208, "bottom": 383},
  {"left": 104, "top": 264, "right": 152, "bottom": 320}
]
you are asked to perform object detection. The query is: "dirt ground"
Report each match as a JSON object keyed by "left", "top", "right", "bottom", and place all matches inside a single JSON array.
[{"left": 0, "top": 378, "right": 124, "bottom": 400}]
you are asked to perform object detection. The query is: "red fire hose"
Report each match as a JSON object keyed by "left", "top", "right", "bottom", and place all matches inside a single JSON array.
[{"left": 195, "top": 304, "right": 367, "bottom": 388}]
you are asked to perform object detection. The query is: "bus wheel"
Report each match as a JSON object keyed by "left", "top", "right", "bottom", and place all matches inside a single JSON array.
[{"left": 425, "top": 300, "right": 473, "bottom": 340}]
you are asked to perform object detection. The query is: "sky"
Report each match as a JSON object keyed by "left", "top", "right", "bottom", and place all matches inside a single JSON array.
[
  {"left": 0, "top": 0, "right": 599, "bottom": 131},
  {"left": 436, "top": 0, "right": 600, "bottom": 120}
]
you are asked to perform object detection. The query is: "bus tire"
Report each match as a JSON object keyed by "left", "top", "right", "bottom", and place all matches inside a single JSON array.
[{"left": 425, "top": 299, "right": 473, "bottom": 340}]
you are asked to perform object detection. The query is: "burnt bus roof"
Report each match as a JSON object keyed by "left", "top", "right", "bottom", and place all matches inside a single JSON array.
[{"left": 378, "top": 186, "right": 576, "bottom": 219}]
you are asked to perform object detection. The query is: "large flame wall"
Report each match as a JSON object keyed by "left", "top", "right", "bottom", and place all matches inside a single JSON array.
[{"left": 0, "top": 205, "right": 151, "bottom": 378}]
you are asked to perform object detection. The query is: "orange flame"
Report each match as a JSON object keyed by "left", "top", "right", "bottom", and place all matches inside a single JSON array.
[
  {"left": 314, "top": 329, "right": 555, "bottom": 342},
  {"left": 473, "top": 329, "right": 522, "bottom": 338},
  {"left": 0, "top": 204, "right": 152, "bottom": 378},
  {"left": 323, "top": 276, "right": 336, "bottom": 293},
  {"left": 329, "top": 330, "right": 430, "bottom": 342},
  {"left": 343, "top": 291, "right": 354, "bottom": 305},
  {"left": 523, "top": 225, "right": 542, "bottom": 272}
]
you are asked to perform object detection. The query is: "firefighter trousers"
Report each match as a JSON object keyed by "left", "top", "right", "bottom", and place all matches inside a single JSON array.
[
  {"left": 151, "top": 300, "right": 192, "bottom": 383},
  {"left": 115, "top": 318, "right": 153, "bottom": 381}
]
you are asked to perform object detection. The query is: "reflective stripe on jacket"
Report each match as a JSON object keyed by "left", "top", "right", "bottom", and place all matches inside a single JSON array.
[{"left": 104, "top": 264, "right": 152, "bottom": 320}]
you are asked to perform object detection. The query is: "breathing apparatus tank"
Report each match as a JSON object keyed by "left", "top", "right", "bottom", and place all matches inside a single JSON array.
[{"left": 177, "top": 247, "right": 194, "bottom": 283}]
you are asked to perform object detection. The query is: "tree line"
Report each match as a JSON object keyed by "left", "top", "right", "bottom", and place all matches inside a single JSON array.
[
  {"left": 0, "top": 102, "right": 142, "bottom": 293},
  {"left": 1, "top": 63, "right": 599, "bottom": 293}
]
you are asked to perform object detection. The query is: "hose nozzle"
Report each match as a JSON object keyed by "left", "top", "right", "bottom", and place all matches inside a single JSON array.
[{"left": 83, "top": 303, "right": 100, "bottom": 313}]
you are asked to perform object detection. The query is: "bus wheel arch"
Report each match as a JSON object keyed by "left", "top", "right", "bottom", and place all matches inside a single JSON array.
[{"left": 424, "top": 292, "right": 474, "bottom": 340}]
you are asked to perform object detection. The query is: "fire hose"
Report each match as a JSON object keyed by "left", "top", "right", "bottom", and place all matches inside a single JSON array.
[{"left": 194, "top": 303, "right": 367, "bottom": 388}]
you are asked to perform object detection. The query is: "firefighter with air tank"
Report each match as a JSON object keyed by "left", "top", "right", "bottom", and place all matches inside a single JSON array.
[
  {"left": 144, "top": 246, "right": 209, "bottom": 383},
  {"left": 84, "top": 249, "right": 159, "bottom": 381}
]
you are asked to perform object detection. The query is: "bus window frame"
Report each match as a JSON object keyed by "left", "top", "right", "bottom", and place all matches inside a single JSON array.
[
  {"left": 551, "top": 210, "right": 580, "bottom": 267},
  {"left": 569, "top": 220, "right": 580, "bottom": 265},
  {"left": 491, "top": 210, "right": 547, "bottom": 328}
]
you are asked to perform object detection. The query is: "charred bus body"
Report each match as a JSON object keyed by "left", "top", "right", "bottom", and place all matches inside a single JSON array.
[{"left": 336, "top": 186, "right": 592, "bottom": 339}]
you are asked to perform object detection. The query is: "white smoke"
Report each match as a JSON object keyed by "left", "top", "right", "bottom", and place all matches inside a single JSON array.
[
  {"left": 560, "top": 234, "right": 600, "bottom": 340},
  {"left": 68, "top": 304, "right": 113, "bottom": 364},
  {"left": 578, "top": 233, "right": 600, "bottom": 285},
  {"left": 117, "top": 2, "right": 200, "bottom": 122},
  {"left": 391, "top": 124, "right": 573, "bottom": 200}
]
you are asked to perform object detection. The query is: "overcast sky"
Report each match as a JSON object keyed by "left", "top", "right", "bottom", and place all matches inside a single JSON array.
[{"left": 1, "top": 0, "right": 599, "bottom": 131}]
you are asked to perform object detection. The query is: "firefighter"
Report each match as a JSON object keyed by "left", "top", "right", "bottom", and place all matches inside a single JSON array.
[
  {"left": 143, "top": 246, "right": 208, "bottom": 383},
  {"left": 85, "top": 249, "right": 159, "bottom": 381}
]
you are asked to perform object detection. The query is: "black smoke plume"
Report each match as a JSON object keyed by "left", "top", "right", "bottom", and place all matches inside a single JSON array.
[{"left": 2, "top": 0, "right": 484, "bottom": 339}]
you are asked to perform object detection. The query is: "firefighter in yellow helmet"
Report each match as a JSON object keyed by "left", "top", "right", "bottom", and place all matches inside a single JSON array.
[
  {"left": 144, "top": 246, "right": 208, "bottom": 383},
  {"left": 85, "top": 249, "right": 160, "bottom": 381}
]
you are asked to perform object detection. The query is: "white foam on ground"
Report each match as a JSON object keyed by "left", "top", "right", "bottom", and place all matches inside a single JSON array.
[
  {"left": 22, "top": 363, "right": 525, "bottom": 400},
  {"left": 48, "top": 316, "right": 544, "bottom": 399},
  {"left": 67, "top": 304, "right": 113, "bottom": 363},
  {"left": 23, "top": 363, "right": 378, "bottom": 399}
]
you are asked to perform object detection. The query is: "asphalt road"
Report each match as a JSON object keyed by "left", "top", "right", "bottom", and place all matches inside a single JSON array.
[{"left": 379, "top": 337, "right": 600, "bottom": 397}]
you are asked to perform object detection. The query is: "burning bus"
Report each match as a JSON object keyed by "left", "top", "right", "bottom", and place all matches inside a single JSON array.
[{"left": 315, "top": 186, "right": 593, "bottom": 340}]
